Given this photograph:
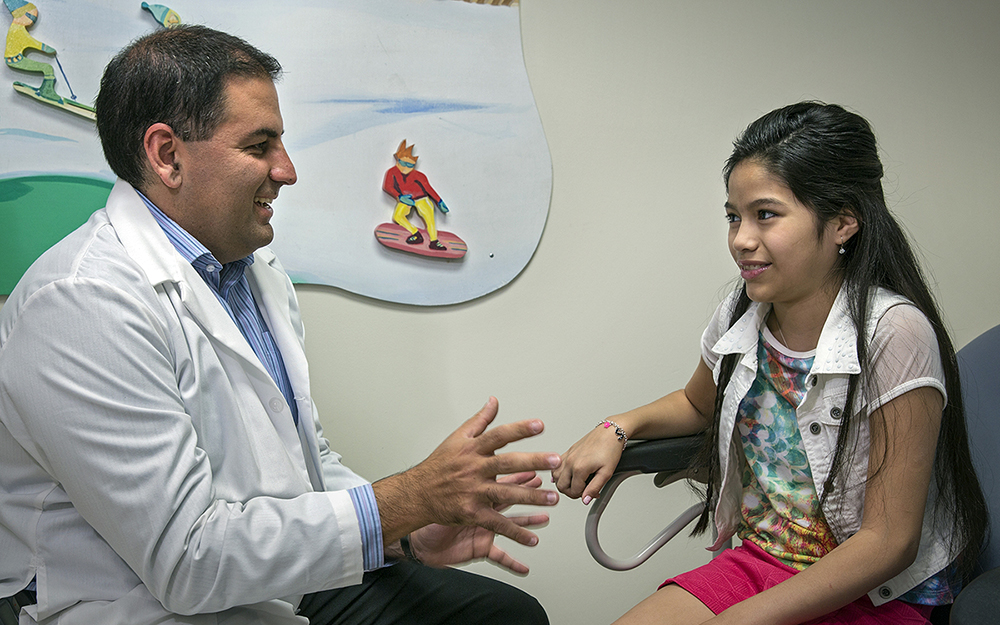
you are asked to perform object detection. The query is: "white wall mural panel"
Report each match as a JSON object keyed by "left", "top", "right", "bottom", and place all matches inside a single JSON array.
[{"left": 1, "top": 0, "right": 552, "bottom": 305}]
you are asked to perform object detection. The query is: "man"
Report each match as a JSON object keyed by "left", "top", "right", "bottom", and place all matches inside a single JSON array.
[{"left": 0, "top": 25, "right": 558, "bottom": 624}]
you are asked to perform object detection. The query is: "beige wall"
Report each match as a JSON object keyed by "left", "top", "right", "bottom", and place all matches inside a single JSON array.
[
  {"left": 296, "top": 2, "right": 1000, "bottom": 622},
  {"left": 3, "top": 1, "right": 999, "bottom": 623}
]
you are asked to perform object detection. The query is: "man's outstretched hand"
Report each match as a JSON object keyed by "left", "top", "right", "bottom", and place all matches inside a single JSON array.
[
  {"left": 373, "top": 397, "right": 560, "bottom": 566},
  {"left": 409, "top": 471, "right": 549, "bottom": 574}
]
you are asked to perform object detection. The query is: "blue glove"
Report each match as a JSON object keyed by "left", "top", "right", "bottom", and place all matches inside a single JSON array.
[
  {"left": 399, "top": 194, "right": 415, "bottom": 207},
  {"left": 437, "top": 199, "right": 449, "bottom": 213}
]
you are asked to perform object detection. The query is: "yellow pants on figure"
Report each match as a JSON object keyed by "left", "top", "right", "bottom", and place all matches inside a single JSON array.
[{"left": 393, "top": 196, "right": 438, "bottom": 241}]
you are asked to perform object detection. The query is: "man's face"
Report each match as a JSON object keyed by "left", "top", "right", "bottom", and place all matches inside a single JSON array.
[{"left": 172, "top": 76, "right": 297, "bottom": 264}]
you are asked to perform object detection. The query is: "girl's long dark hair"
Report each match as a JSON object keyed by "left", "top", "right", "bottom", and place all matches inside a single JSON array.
[{"left": 692, "top": 102, "right": 987, "bottom": 577}]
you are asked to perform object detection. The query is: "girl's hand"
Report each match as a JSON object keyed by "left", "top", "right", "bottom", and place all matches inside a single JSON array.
[{"left": 552, "top": 423, "right": 625, "bottom": 504}]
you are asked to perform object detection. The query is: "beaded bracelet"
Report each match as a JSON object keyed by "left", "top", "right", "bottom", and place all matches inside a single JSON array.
[{"left": 597, "top": 419, "right": 628, "bottom": 449}]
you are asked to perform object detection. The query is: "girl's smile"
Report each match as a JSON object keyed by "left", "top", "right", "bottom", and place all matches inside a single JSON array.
[{"left": 737, "top": 261, "right": 770, "bottom": 281}]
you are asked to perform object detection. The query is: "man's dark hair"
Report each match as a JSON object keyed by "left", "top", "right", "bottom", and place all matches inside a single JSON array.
[{"left": 95, "top": 25, "right": 282, "bottom": 189}]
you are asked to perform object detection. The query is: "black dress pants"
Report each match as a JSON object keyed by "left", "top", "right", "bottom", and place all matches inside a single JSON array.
[{"left": 296, "top": 561, "right": 548, "bottom": 625}]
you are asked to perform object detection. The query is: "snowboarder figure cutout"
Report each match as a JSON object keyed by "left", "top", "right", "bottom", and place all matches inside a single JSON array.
[{"left": 375, "top": 140, "right": 467, "bottom": 260}]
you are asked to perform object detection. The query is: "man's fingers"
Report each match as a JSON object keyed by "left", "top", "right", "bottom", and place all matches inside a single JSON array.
[
  {"left": 473, "top": 418, "right": 545, "bottom": 453},
  {"left": 483, "top": 454, "right": 560, "bottom": 507},
  {"left": 476, "top": 509, "right": 540, "bottom": 547},
  {"left": 503, "top": 472, "right": 543, "bottom": 489},
  {"left": 493, "top": 473, "right": 543, "bottom": 512},
  {"left": 490, "top": 451, "right": 561, "bottom": 476},
  {"left": 483, "top": 514, "right": 549, "bottom": 574},
  {"left": 485, "top": 480, "right": 559, "bottom": 509},
  {"left": 507, "top": 513, "right": 550, "bottom": 529},
  {"left": 457, "top": 396, "right": 500, "bottom": 439},
  {"left": 488, "top": 544, "right": 530, "bottom": 575}
]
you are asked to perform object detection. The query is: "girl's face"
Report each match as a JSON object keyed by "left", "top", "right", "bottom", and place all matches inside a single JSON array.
[{"left": 725, "top": 160, "right": 849, "bottom": 312}]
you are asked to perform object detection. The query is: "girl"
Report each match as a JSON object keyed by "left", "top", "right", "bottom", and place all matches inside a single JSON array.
[{"left": 553, "top": 102, "right": 987, "bottom": 625}]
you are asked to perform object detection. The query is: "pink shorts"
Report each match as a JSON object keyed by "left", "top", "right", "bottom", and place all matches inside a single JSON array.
[{"left": 660, "top": 541, "right": 934, "bottom": 624}]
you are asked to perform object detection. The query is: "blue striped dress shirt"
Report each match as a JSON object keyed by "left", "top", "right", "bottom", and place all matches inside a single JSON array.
[{"left": 141, "top": 191, "right": 383, "bottom": 571}]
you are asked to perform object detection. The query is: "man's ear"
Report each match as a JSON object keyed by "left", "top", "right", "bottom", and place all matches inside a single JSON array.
[{"left": 143, "top": 123, "right": 183, "bottom": 189}]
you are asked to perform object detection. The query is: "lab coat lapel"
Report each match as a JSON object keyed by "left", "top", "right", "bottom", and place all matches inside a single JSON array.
[
  {"left": 106, "top": 180, "right": 271, "bottom": 379},
  {"left": 106, "top": 180, "right": 313, "bottom": 481},
  {"left": 247, "top": 250, "right": 327, "bottom": 488},
  {"left": 246, "top": 249, "right": 305, "bottom": 385}
]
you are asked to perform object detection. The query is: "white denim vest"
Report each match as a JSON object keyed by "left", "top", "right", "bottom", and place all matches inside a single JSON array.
[{"left": 702, "top": 286, "right": 952, "bottom": 606}]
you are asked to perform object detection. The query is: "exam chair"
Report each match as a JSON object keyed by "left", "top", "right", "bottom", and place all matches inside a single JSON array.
[
  {"left": 948, "top": 323, "right": 1000, "bottom": 625},
  {"left": 584, "top": 324, "right": 1000, "bottom": 625},
  {"left": 584, "top": 434, "right": 706, "bottom": 571}
]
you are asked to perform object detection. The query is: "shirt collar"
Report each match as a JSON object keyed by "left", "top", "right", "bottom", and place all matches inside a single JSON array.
[
  {"left": 138, "top": 190, "right": 255, "bottom": 276},
  {"left": 711, "top": 285, "right": 862, "bottom": 376}
]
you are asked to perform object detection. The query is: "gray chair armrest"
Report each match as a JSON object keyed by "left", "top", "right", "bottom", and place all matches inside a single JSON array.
[{"left": 585, "top": 436, "right": 705, "bottom": 571}]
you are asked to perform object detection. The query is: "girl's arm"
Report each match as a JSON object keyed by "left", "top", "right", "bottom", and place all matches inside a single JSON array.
[
  {"left": 553, "top": 358, "right": 716, "bottom": 502},
  {"left": 709, "top": 385, "right": 943, "bottom": 625}
]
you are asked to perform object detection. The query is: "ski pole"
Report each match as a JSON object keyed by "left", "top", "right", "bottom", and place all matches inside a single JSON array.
[{"left": 54, "top": 56, "right": 78, "bottom": 101}]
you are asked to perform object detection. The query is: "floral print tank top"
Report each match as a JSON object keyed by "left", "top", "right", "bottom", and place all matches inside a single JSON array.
[{"left": 736, "top": 329, "right": 837, "bottom": 569}]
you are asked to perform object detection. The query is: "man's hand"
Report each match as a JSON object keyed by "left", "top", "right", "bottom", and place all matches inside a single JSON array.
[
  {"left": 373, "top": 397, "right": 560, "bottom": 555},
  {"left": 408, "top": 472, "right": 549, "bottom": 574}
]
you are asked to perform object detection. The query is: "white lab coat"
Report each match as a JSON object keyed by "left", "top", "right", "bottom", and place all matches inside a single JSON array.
[{"left": 0, "top": 180, "right": 368, "bottom": 624}]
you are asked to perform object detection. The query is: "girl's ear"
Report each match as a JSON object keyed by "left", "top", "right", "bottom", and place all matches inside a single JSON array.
[{"left": 836, "top": 210, "right": 861, "bottom": 245}]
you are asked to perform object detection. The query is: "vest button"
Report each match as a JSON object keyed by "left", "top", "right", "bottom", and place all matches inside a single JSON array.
[{"left": 809, "top": 422, "right": 821, "bottom": 435}]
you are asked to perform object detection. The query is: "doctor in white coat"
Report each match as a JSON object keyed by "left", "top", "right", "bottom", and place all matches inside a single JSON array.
[{"left": 0, "top": 25, "right": 559, "bottom": 625}]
